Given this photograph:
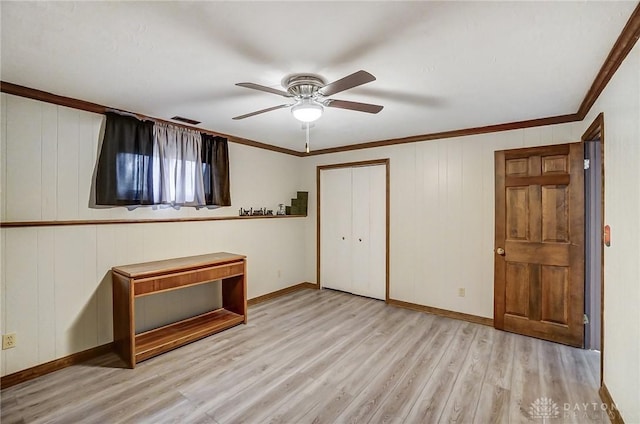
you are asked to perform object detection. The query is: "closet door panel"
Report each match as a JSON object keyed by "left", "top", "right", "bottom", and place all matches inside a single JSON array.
[
  {"left": 351, "top": 165, "right": 386, "bottom": 300},
  {"left": 351, "top": 167, "right": 371, "bottom": 297},
  {"left": 320, "top": 168, "right": 353, "bottom": 292},
  {"left": 367, "top": 165, "right": 387, "bottom": 300}
]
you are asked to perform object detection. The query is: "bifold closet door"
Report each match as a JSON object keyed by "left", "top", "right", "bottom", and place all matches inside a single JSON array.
[
  {"left": 351, "top": 165, "right": 386, "bottom": 300},
  {"left": 320, "top": 164, "right": 386, "bottom": 300},
  {"left": 320, "top": 167, "right": 353, "bottom": 293}
]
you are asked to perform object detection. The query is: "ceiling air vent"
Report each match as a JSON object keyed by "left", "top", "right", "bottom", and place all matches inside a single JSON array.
[{"left": 171, "top": 116, "right": 201, "bottom": 125}]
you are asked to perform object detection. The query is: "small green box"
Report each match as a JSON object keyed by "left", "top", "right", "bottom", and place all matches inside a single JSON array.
[
  {"left": 291, "top": 199, "right": 302, "bottom": 215},
  {"left": 295, "top": 192, "right": 308, "bottom": 215}
]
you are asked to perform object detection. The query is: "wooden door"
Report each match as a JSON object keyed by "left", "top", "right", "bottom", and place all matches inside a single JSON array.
[
  {"left": 351, "top": 165, "right": 386, "bottom": 300},
  {"left": 494, "top": 143, "right": 584, "bottom": 347},
  {"left": 320, "top": 167, "right": 353, "bottom": 293}
]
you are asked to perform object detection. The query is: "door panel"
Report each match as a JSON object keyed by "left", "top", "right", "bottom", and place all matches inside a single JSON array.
[
  {"left": 320, "top": 167, "right": 353, "bottom": 293},
  {"left": 540, "top": 265, "right": 569, "bottom": 324},
  {"left": 351, "top": 167, "right": 370, "bottom": 297},
  {"left": 506, "top": 187, "right": 529, "bottom": 240},
  {"left": 505, "top": 262, "right": 529, "bottom": 317},
  {"left": 541, "top": 185, "right": 569, "bottom": 242},
  {"left": 351, "top": 165, "right": 386, "bottom": 300},
  {"left": 367, "top": 165, "right": 387, "bottom": 300},
  {"left": 495, "top": 143, "right": 584, "bottom": 347}
]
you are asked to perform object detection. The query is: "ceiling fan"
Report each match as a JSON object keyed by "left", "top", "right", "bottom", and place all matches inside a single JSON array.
[{"left": 232, "top": 70, "right": 384, "bottom": 122}]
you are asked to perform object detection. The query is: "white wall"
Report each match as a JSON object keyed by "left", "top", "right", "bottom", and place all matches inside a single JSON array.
[
  {"left": 302, "top": 122, "right": 584, "bottom": 318},
  {"left": 581, "top": 42, "right": 640, "bottom": 423},
  {"left": 0, "top": 94, "right": 310, "bottom": 376}
]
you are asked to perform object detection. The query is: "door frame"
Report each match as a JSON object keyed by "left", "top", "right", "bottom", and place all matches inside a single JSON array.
[
  {"left": 582, "top": 112, "right": 605, "bottom": 387},
  {"left": 317, "top": 158, "right": 390, "bottom": 302}
]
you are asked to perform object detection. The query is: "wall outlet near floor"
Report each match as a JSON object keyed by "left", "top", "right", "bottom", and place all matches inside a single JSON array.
[
  {"left": 2, "top": 333, "right": 16, "bottom": 350},
  {"left": 458, "top": 288, "right": 466, "bottom": 297}
]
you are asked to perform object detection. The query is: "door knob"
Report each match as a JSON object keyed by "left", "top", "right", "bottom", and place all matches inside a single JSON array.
[
  {"left": 496, "top": 247, "right": 505, "bottom": 256},
  {"left": 342, "top": 237, "right": 345, "bottom": 240},
  {"left": 359, "top": 238, "right": 362, "bottom": 242}
]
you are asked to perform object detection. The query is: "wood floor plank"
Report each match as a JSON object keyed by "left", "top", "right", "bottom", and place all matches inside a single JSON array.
[
  {"left": 369, "top": 316, "right": 459, "bottom": 423},
  {"left": 439, "top": 324, "right": 495, "bottom": 423},
  {"left": 404, "top": 321, "right": 480, "bottom": 423},
  {"left": 333, "top": 313, "right": 441, "bottom": 423},
  {"left": 299, "top": 311, "right": 425, "bottom": 423},
  {"left": 508, "top": 335, "right": 543, "bottom": 423},
  {"left": 0, "top": 288, "right": 603, "bottom": 424},
  {"left": 473, "top": 330, "right": 516, "bottom": 423}
]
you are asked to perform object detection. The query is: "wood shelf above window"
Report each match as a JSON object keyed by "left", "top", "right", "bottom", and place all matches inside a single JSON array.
[{"left": 0, "top": 214, "right": 307, "bottom": 228}]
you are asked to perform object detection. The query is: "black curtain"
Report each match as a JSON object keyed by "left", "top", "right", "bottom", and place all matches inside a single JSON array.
[
  {"left": 95, "top": 112, "right": 155, "bottom": 205},
  {"left": 201, "top": 134, "right": 231, "bottom": 206}
]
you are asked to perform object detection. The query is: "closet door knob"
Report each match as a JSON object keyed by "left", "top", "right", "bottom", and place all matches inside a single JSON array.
[
  {"left": 342, "top": 236, "right": 345, "bottom": 240},
  {"left": 359, "top": 238, "right": 362, "bottom": 242}
]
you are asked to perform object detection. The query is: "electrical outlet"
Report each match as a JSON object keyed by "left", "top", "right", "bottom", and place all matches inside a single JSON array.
[
  {"left": 2, "top": 333, "right": 16, "bottom": 350},
  {"left": 458, "top": 288, "right": 466, "bottom": 297}
]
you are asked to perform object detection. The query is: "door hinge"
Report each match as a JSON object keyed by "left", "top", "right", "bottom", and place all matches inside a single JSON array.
[
  {"left": 583, "top": 314, "right": 589, "bottom": 324},
  {"left": 584, "top": 159, "right": 590, "bottom": 170}
]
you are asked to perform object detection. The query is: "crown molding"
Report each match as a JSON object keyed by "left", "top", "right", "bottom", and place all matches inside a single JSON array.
[{"left": 577, "top": 3, "right": 640, "bottom": 120}]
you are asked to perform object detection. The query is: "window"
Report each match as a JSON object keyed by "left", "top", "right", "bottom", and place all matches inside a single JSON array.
[{"left": 95, "top": 113, "right": 230, "bottom": 208}]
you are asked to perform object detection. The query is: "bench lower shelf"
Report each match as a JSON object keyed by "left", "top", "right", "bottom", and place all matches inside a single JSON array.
[{"left": 135, "top": 308, "right": 244, "bottom": 363}]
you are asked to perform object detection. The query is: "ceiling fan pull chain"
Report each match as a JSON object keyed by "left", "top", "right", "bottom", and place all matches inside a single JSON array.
[{"left": 305, "top": 122, "right": 310, "bottom": 153}]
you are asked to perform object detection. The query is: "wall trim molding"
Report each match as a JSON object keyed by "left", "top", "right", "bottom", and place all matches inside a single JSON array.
[
  {"left": 599, "top": 383, "right": 625, "bottom": 424},
  {"left": 306, "top": 114, "right": 580, "bottom": 156},
  {"left": 0, "top": 81, "right": 304, "bottom": 157},
  {"left": 582, "top": 112, "right": 605, "bottom": 142},
  {"left": 0, "top": 214, "right": 307, "bottom": 228},
  {"left": 577, "top": 4, "right": 640, "bottom": 119},
  {"left": 247, "top": 282, "right": 319, "bottom": 306},
  {"left": 0, "top": 343, "right": 114, "bottom": 389},
  {"left": 388, "top": 298, "right": 494, "bottom": 327}
]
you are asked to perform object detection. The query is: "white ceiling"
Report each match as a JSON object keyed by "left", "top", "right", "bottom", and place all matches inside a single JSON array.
[{"left": 1, "top": 1, "right": 637, "bottom": 152}]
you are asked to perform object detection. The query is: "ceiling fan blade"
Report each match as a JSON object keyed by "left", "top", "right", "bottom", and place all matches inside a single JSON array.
[
  {"left": 325, "top": 99, "right": 383, "bottom": 114},
  {"left": 318, "top": 70, "right": 376, "bottom": 97},
  {"left": 232, "top": 104, "right": 293, "bottom": 120},
  {"left": 236, "top": 82, "right": 293, "bottom": 98}
]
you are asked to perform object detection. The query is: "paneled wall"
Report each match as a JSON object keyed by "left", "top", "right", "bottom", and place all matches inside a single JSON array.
[
  {"left": 0, "top": 94, "right": 309, "bottom": 376},
  {"left": 581, "top": 42, "right": 640, "bottom": 423},
  {"left": 302, "top": 122, "right": 584, "bottom": 319}
]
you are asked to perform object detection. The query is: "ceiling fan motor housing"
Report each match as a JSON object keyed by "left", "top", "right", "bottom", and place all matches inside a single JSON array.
[{"left": 284, "top": 74, "right": 327, "bottom": 99}]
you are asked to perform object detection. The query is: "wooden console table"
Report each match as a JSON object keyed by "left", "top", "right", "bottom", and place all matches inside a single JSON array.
[{"left": 111, "top": 252, "right": 247, "bottom": 368}]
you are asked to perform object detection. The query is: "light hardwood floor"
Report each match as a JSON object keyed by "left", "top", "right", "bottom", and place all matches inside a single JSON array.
[{"left": 1, "top": 289, "right": 606, "bottom": 424}]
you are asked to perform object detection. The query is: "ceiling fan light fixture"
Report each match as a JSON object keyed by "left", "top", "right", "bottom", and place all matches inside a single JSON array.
[{"left": 291, "top": 99, "right": 323, "bottom": 123}]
